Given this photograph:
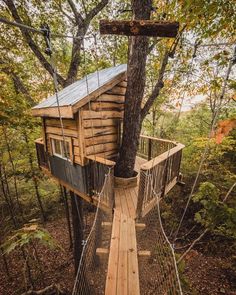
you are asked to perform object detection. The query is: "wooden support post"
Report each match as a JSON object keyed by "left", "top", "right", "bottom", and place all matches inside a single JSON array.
[
  {"left": 136, "top": 170, "right": 146, "bottom": 219},
  {"left": 100, "top": 20, "right": 179, "bottom": 37},
  {"left": 148, "top": 138, "right": 152, "bottom": 161}
]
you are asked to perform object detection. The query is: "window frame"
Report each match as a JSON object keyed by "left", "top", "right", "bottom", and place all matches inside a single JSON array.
[{"left": 49, "top": 134, "right": 73, "bottom": 162}]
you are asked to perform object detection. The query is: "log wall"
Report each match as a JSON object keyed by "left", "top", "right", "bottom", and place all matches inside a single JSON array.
[
  {"left": 42, "top": 79, "right": 126, "bottom": 166},
  {"left": 43, "top": 117, "right": 83, "bottom": 165},
  {"left": 80, "top": 80, "right": 126, "bottom": 160}
]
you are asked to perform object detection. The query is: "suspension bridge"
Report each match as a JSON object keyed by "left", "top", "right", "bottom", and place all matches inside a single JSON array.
[{"left": 71, "top": 135, "right": 184, "bottom": 295}]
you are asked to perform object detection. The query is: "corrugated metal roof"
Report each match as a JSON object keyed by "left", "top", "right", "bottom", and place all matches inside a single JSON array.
[{"left": 32, "top": 64, "right": 127, "bottom": 109}]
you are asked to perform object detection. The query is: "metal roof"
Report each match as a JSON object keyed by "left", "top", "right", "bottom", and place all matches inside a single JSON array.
[{"left": 32, "top": 64, "right": 127, "bottom": 110}]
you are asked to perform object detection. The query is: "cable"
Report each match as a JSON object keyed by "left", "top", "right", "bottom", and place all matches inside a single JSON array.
[{"left": 0, "top": 17, "right": 92, "bottom": 40}]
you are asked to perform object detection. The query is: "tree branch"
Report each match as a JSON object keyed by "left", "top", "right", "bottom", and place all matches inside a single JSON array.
[
  {"left": 55, "top": 0, "right": 76, "bottom": 24},
  {"left": 86, "top": 0, "right": 109, "bottom": 22},
  {"left": 66, "top": 0, "right": 109, "bottom": 85},
  {"left": 147, "top": 38, "right": 161, "bottom": 54},
  {"left": 223, "top": 182, "right": 236, "bottom": 202},
  {"left": 3, "top": 0, "right": 66, "bottom": 87},
  {"left": 67, "top": 0, "right": 84, "bottom": 25},
  {"left": 141, "top": 27, "right": 185, "bottom": 120},
  {"left": 141, "top": 50, "right": 170, "bottom": 119}
]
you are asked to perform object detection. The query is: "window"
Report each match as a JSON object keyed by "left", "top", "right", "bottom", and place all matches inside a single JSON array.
[{"left": 51, "top": 137, "right": 71, "bottom": 160}]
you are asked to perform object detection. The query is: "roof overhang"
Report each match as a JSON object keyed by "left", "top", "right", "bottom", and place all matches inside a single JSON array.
[{"left": 32, "top": 72, "right": 127, "bottom": 119}]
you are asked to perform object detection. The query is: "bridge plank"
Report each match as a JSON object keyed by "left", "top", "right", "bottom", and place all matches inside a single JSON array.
[
  {"left": 128, "top": 218, "right": 140, "bottom": 295},
  {"left": 117, "top": 213, "right": 128, "bottom": 295},
  {"left": 105, "top": 210, "right": 121, "bottom": 294}
]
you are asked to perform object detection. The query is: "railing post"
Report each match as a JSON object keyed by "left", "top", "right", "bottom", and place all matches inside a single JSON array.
[
  {"left": 148, "top": 138, "right": 152, "bottom": 161},
  {"left": 136, "top": 169, "right": 146, "bottom": 219}
]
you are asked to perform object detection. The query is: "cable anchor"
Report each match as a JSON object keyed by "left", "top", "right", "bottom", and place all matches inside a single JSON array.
[{"left": 41, "top": 23, "right": 52, "bottom": 56}]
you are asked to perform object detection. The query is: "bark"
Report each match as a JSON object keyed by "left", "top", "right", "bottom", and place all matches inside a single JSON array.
[
  {"left": 70, "top": 191, "right": 84, "bottom": 273},
  {"left": 115, "top": 0, "right": 152, "bottom": 178},
  {"left": 100, "top": 20, "right": 179, "bottom": 37}
]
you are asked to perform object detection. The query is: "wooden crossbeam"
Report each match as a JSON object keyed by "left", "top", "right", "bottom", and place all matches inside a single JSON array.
[{"left": 100, "top": 20, "right": 179, "bottom": 37}]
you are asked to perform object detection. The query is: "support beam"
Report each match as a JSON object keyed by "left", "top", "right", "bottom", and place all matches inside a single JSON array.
[{"left": 100, "top": 20, "right": 179, "bottom": 37}]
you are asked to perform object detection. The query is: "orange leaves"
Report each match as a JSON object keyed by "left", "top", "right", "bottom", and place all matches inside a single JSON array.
[{"left": 215, "top": 119, "right": 236, "bottom": 144}]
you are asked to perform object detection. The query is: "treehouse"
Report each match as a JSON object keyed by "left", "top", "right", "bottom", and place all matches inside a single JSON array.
[
  {"left": 32, "top": 64, "right": 185, "bottom": 294},
  {"left": 32, "top": 64, "right": 127, "bottom": 199}
]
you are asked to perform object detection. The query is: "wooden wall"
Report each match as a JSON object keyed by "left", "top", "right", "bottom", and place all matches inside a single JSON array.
[
  {"left": 79, "top": 80, "right": 126, "bottom": 161},
  {"left": 42, "top": 116, "right": 83, "bottom": 165},
  {"left": 42, "top": 79, "right": 126, "bottom": 166}
]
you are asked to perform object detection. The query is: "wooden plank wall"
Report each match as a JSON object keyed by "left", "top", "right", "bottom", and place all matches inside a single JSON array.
[
  {"left": 44, "top": 117, "right": 83, "bottom": 165},
  {"left": 80, "top": 80, "right": 126, "bottom": 160}
]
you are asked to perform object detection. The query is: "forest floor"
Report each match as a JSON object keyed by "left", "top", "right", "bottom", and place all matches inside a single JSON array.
[{"left": 1, "top": 206, "right": 236, "bottom": 295}]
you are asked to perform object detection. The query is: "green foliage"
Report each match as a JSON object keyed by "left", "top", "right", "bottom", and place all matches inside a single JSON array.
[
  {"left": 192, "top": 182, "right": 236, "bottom": 238},
  {"left": 1, "top": 223, "right": 63, "bottom": 255}
]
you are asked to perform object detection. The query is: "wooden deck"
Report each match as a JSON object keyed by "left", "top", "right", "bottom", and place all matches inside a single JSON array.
[{"left": 115, "top": 186, "right": 138, "bottom": 219}]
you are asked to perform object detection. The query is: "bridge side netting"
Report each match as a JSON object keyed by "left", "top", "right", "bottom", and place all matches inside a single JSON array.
[
  {"left": 72, "top": 165, "right": 114, "bottom": 295},
  {"left": 137, "top": 158, "right": 183, "bottom": 295}
]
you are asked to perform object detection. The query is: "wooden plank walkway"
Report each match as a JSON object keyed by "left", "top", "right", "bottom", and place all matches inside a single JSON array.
[
  {"left": 105, "top": 157, "right": 146, "bottom": 294},
  {"left": 105, "top": 182, "right": 142, "bottom": 293}
]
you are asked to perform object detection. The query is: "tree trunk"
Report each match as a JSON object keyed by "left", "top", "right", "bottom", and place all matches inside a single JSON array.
[
  {"left": 23, "top": 130, "right": 46, "bottom": 222},
  {"left": 115, "top": 0, "right": 152, "bottom": 178},
  {"left": 70, "top": 191, "right": 84, "bottom": 273},
  {"left": 0, "top": 164, "right": 18, "bottom": 227},
  {"left": 2, "top": 126, "right": 23, "bottom": 214}
]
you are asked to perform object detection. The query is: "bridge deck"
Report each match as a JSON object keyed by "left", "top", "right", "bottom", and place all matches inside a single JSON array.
[{"left": 105, "top": 158, "right": 146, "bottom": 294}]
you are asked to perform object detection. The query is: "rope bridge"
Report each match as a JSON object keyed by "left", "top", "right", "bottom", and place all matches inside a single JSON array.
[{"left": 72, "top": 136, "right": 184, "bottom": 295}]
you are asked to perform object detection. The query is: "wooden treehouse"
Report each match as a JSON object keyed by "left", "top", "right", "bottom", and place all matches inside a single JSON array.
[{"left": 32, "top": 64, "right": 184, "bottom": 294}]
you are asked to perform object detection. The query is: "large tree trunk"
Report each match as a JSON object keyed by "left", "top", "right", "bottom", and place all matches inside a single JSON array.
[{"left": 115, "top": 0, "right": 152, "bottom": 178}]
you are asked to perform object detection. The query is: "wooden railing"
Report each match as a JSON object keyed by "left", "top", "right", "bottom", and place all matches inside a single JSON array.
[
  {"left": 35, "top": 138, "right": 49, "bottom": 169},
  {"left": 137, "top": 136, "right": 184, "bottom": 218},
  {"left": 137, "top": 135, "right": 176, "bottom": 160}
]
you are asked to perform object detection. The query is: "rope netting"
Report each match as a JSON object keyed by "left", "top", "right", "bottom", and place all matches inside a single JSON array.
[
  {"left": 72, "top": 166, "right": 114, "bottom": 295},
  {"left": 137, "top": 145, "right": 183, "bottom": 295}
]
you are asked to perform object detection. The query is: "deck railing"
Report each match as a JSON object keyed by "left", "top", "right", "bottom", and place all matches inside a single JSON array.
[
  {"left": 137, "top": 136, "right": 184, "bottom": 218},
  {"left": 138, "top": 135, "right": 176, "bottom": 160},
  {"left": 35, "top": 138, "right": 49, "bottom": 169}
]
